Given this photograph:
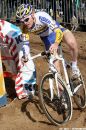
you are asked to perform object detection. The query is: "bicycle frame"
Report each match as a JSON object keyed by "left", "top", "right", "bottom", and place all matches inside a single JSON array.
[
  {"left": 55, "top": 48, "right": 73, "bottom": 97},
  {"left": 29, "top": 48, "right": 73, "bottom": 101},
  {"left": 48, "top": 53, "right": 73, "bottom": 100}
]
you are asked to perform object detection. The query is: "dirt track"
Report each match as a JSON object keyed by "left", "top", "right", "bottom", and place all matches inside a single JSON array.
[{"left": 0, "top": 31, "right": 86, "bottom": 130}]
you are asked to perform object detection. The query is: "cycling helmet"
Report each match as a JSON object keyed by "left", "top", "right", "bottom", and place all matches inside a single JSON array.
[{"left": 16, "top": 4, "right": 33, "bottom": 19}]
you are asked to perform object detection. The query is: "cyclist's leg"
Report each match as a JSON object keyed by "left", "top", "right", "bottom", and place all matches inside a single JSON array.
[
  {"left": 63, "top": 29, "right": 80, "bottom": 77},
  {"left": 63, "top": 29, "right": 78, "bottom": 61}
]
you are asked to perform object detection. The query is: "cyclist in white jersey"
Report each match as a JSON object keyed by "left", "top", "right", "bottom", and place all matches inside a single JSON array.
[
  {"left": 16, "top": 4, "right": 80, "bottom": 78},
  {"left": 0, "top": 20, "right": 36, "bottom": 99}
]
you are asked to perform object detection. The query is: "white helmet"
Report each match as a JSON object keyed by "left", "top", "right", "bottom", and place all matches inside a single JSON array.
[{"left": 16, "top": 4, "right": 33, "bottom": 19}]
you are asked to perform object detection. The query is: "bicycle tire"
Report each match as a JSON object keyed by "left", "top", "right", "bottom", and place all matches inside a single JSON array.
[
  {"left": 39, "top": 72, "right": 72, "bottom": 126},
  {"left": 73, "top": 74, "right": 86, "bottom": 109}
]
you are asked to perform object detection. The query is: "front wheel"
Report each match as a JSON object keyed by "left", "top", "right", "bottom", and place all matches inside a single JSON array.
[{"left": 39, "top": 72, "right": 72, "bottom": 126}]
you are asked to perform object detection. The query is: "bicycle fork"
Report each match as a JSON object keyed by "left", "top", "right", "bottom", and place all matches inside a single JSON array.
[{"left": 49, "top": 73, "right": 62, "bottom": 101}]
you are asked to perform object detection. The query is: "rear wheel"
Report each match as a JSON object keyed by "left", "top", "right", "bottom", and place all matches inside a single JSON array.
[
  {"left": 73, "top": 74, "right": 86, "bottom": 109},
  {"left": 39, "top": 72, "right": 72, "bottom": 126}
]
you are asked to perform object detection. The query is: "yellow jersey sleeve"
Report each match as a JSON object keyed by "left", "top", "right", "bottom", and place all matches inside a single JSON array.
[{"left": 55, "top": 28, "right": 63, "bottom": 44}]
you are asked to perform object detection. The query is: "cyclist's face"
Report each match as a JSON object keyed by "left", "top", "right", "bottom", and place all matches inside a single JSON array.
[{"left": 21, "top": 15, "right": 34, "bottom": 29}]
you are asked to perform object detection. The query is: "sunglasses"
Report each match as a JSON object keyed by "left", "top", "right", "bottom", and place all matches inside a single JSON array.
[{"left": 21, "top": 17, "right": 30, "bottom": 23}]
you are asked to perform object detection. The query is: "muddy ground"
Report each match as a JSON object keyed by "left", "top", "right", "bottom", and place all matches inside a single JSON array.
[{"left": 0, "top": 31, "right": 86, "bottom": 130}]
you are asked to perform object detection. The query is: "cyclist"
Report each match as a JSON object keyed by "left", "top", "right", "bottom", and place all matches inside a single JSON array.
[
  {"left": 16, "top": 4, "right": 80, "bottom": 78},
  {"left": 0, "top": 20, "right": 36, "bottom": 99}
]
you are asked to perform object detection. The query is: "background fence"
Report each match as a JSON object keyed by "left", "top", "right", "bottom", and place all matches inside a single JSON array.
[{"left": 0, "top": 0, "right": 86, "bottom": 26}]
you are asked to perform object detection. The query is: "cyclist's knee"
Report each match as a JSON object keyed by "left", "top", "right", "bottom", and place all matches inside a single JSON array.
[{"left": 64, "top": 36, "right": 78, "bottom": 51}]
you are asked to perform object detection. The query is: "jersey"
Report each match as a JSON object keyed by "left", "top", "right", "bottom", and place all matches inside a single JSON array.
[
  {"left": 30, "top": 11, "right": 65, "bottom": 37},
  {"left": 21, "top": 11, "right": 66, "bottom": 49}
]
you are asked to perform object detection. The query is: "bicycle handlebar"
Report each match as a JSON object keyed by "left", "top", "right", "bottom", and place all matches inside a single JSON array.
[
  {"left": 28, "top": 51, "right": 49, "bottom": 60},
  {"left": 29, "top": 50, "right": 63, "bottom": 61}
]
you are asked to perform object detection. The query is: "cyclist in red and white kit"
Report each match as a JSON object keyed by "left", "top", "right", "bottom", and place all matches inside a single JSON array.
[
  {"left": 16, "top": 4, "right": 80, "bottom": 78},
  {"left": 0, "top": 20, "right": 36, "bottom": 99}
]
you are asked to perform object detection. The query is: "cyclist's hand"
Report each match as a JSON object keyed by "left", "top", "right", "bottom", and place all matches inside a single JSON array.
[
  {"left": 49, "top": 43, "right": 58, "bottom": 54},
  {"left": 21, "top": 55, "right": 28, "bottom": 63}
]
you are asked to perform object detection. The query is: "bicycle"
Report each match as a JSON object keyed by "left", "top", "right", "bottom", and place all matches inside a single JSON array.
[{"left": 29, "top": 44, "right": 86, "bottom": 126}]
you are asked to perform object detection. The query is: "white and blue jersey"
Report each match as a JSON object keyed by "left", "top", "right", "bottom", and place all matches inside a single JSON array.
[
  {"left": 29, "top": 11, "right": 65, "bottom": 36},
  {"left": 24, "top": 11, "right": 66, "bottom": 50}
]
